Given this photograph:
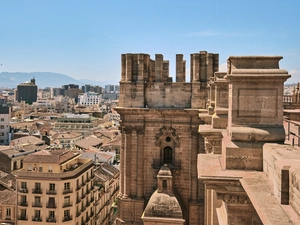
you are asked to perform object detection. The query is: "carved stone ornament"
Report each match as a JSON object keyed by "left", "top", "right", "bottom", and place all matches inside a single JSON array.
[
  {"left": 136, "top": 126, "right": 145, "bottom": 134},
  {"left": 204, "top": 138, "right": 213, "bottom": 154},
  {"left": 217, "top": 193, "right": 251, "bottom": 204},
  {"left": 155, "top": 126, "right": 180, "bottom": 147},
  {"left": 122, "top": 126, "right": 132, "bottom": 134}
]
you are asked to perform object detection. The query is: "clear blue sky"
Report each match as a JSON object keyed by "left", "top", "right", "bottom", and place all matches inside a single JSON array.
[{"left": 0, "top": 0, "right": 299, "bottom": 84}]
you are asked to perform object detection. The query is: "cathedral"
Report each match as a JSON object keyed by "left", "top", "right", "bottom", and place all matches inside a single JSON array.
[{"left": 115, "top": 51, "right": 298, "bottom": 225}]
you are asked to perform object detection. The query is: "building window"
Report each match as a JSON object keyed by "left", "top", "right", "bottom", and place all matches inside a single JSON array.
[
  {"left": 6, "top": 208, "right": 11, "bottom": 217},
  {"left": 64, "top": 196, "right": 71, "bottom": 207},
  {"left": 21, "top": 182, "right": 27, "bottom": 190},
  {"left": 49, "top": 183, "right": 55, "bottom": 191},
  {"left": 34, "top": 210, "right": 41, "bottom": 220},
  {"left": 64, "top": 209, "right": 70, "bottom": 219},
  {"left": 20, "top": 209, "right": 26, "bottom": 219},
  {"left": 35, "top": 182, "right": 41, "bottom": 190},
  {"left": 163, "top": 146, "right": 173, "bottom": 164},
  {"left": 0, "top": 118, "right": 4, "bottom": 122},
  {"left": 0, "top": 125, "right": 4, "bottom": 129},
  {"left": 64, "top": 182, "right": 70, "bottom": 190}
]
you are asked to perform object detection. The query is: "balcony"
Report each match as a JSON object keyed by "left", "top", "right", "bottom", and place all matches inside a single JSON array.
[
  {"left": 76, "top": 211, "right": 81, "bottom": 217},
  {"left": 62, "top": 215, "right": 72, "bottom": 222},
  {"left": 19, "top": 201, "right": 28, "bottom": 206},
  {"left": 76, "top": 185, "right": 81, "bottom": 191},
  {"left": 63, "top": 201, "right": 73, "bottom": 208},
  {"left": 32, "top": 202, "right": 42, "bottom": 207},
  {"left": 32, "top": 188, "right": 42, "bottom": 194},
  {"left": 81, "top": 206, "right": 86, "bottom": 212},
  {"left": 46, "top": 203, "right": 57, "bottom": 208},
  {"left": 32, "top": 216, "right": 42, "bottom": 222},
  {"left": 46, "top": 217, "right": 56, "bottom": 223},
  {"left": 19, "top": 215, "right": 28, "bottom": 221},
  {"left": 19, "top": 188, "right": 28, "bottom": 193},
  {"left": 46, "top": 189, "right": 57, "bottom": 195},
  {"left": 76, "top": 198, "right": 81, "bottom": 204},
  {"left": 86, "top": 216, "right": 90, "bottom": 222},
  {"left": 63, "top": 188, "right": 73, "bottom": 194},
  {"left": 81, "top": 193, "right": 86, "bottom": 199}
]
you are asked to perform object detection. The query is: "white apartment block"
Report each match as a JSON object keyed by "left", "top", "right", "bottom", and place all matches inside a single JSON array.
[{"left": 78, "top": 92, "right": 101, "bottom": 106}]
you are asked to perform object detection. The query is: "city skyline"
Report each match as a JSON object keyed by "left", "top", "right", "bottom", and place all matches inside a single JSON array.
[{"left": 0, "top": 0, "right": 299, "bottom": 84}]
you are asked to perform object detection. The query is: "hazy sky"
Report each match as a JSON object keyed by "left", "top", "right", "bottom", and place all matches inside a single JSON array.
[{"left": 0, "top": 0, "right": 299, "bottom": 84}]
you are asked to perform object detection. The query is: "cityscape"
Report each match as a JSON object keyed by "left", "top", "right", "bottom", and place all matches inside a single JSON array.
[
  {"left": 1, "top": 1, "right": 300, "bottom": 225},
  {"left": 0, "top": 51, "right": 300, "bottom": 225}
]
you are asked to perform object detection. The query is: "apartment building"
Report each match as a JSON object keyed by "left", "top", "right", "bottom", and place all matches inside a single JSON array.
[
  {"left": 16, "top": 149, "right": 95, "bottom": 225},
  {"left": 0, "top": 106, "right": 11, "bottom": 145}
]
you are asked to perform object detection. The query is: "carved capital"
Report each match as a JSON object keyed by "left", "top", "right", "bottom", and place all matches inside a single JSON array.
[
  {"left": 190, "top": 128, "right": 198, "bottom": 138},
  {"left": 217, "top": 193, "right": 251, "bottom": 204},
  {"left": 136, "top": 126, "right": 145, "bottom": 135},
  {"left": 122, "top": 126, "right": 132, "bottom": 134}
]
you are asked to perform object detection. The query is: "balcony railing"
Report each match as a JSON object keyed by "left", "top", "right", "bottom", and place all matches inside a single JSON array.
[
  {"left": 62, "top": 215, "right": 72, "bottom": 222},
  {"left": 46, "top": 189, "right": 57, "bottom": 195},
  {"left": 32, "top": 188, "right": 42, "bottom": 194},
  {"left": 76, "top": 198, "right": 81, "bottom": 204},
  {"left": 63, "top": 202, "right": 73, "bottom": 208},
  {"left": 76, "top": 211, "right": 81, "bottom": 217},
  {"left": 32, "top": 202, "right": 42, "bottom": 207},
  {"left": 63, "top": 188, "right": 73, "bottom": 194},
  {"left": 46, "top": 217, "right": 56, "bottom": 223},
  {"left": 46, "top": 203, "right": 57, "bottom": 208},
  {"left": 76, "top": 185, "right": 81, "bottom": 191},
  {"left": 18, "top": 215, "right": 28, "bottom": 220},
  {"left": 32, "top": 216, "right": 42, "bottom": 222},
  {"left": 81, "top": 206, "right": 86, "bottom": 212},
  {"left": 19, "top": 201, "right": 28, "bottom": 206},
  {"left": 19, "top": 188, "right": 28, "bottom": 193}
]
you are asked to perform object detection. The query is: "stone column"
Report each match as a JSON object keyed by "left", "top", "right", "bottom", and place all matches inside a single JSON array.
[
  {"left": 176, "top": 54, "right": 184, "bottom": 82},
  {"left": 121, "top": 54, "right": 126, "bottom": 82},
  {"left": 155, "top": 54, "right": 163, "bottom": 82},
  {"left": 136, "top": 126, "right": 144, "bottom": 199},
  {"left": 125, "top": 54, "right": 132, "bottom": 82},
  {"left": 192, "top": 53, "right": 200, "bottom": 82},
  {"left": 130, "top": 128, "right": 137, "bottom": 198},
  {"left": 123, "top": 126, "right": 132, "bottom": 197},
  {"left": 200, "top": 51, "right": 207, "bottom": 82},
  {"left": 163, "top": 60, "right": 169, "bottom": 82},
  {"left": 190, "top": 128, "right": 198, "bottom": 200},
  {"left": 137, "top": 54, "right": 144, "bottom": 82}
]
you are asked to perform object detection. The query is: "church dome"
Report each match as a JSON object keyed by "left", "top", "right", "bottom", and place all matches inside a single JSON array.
[{"left": 142, "top": 190, "right": 183, "bottom": 219}]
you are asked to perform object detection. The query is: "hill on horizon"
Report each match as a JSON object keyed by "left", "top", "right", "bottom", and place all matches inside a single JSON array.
[{"left": 0, "top": 72, "right": 119, "bottom": 88}]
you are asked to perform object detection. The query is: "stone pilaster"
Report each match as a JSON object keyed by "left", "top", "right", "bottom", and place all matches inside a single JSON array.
[
  {"left": 136, "top": 126, "right": 144, "bottom": 199},
  {"left": 155, "top": 54, "right": 163, "bottom": 82}
]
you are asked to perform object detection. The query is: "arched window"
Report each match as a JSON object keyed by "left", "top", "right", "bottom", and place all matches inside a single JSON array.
[{"left": 163, "top": 146, "right": 173, "bottom": 164}]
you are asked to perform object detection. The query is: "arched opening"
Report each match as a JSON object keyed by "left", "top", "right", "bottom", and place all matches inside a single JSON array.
[{"left": 163, "top": 146, "right": 173, "bottom": 164}]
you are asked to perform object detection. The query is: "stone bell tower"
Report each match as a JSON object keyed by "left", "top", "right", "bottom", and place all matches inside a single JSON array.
[{"left": 115, "top": 51, "right": 218, "bottom": 225}]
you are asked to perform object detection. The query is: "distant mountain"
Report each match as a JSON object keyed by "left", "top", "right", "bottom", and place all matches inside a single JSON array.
[{"left": 0, "top": 72, "right": 118, "bottom": 88}]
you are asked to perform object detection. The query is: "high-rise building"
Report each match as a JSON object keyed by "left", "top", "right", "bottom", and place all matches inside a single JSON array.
[{"left": 16, "top": 78, "right": 37, "bottom": 104}]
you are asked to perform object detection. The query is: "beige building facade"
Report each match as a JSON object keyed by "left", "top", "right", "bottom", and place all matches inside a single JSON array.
[{"left": 16, "top": 149, "right": 95, "bottom": 225}]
